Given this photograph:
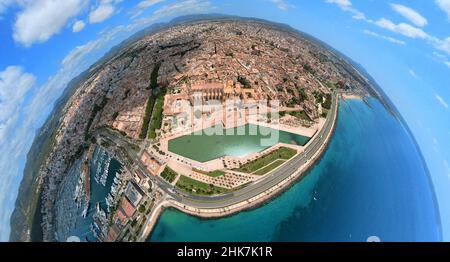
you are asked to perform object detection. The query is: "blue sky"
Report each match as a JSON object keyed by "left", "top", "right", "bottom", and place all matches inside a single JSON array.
[{"left": 0, "top": 0, "right": 449, "bottom": 241}]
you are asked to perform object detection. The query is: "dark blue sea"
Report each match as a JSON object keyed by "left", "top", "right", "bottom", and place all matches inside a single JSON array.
[{"left": 148, "top": 98, "right": 442, "bottom": 242}]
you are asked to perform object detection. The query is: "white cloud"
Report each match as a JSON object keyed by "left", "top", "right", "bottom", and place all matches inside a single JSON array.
[
  {"left": 130, "top": 0, "right": 165, "bottom": 18},
  {"left": 62, "top": 42, "right": 99, "bottom": 69},
  {"left": 326, "top": 0, "right": 450, "bottom": 69},
  {"left": 0, "top": 38, "right": 115, "bottom": 238},
  {"left": 27, "top": 23, "right": 131, "bottom": 123},
  {"left": 0, "top": 121, "right": 34, "bottom": 240},
  {"left": 431, "top": 51, "right": 450, "bottom": 69},
  {"left": 153, "top": 0, "right": 212, "bottom": 17},
  {"left": 351, "top": 11, "right": 367, "bottom": 21},
  {"left": 0, "top": 0, "right": 15, "bottom": 15},
  {"left": 137, "top": 0, "right": 165, "bottom": 9},
  {"left": 373, "top": 17, "right": 450, "bottom": 69},
  {"left": 436, "top": 0, "right": 450, "bottom": 20},
  {"left": 13, "top": 0, "right": 87, "bottom": 46},
  {"left": 390, "top": 3, "right": 427, "bottom": 27},
  {"left": 326, "top": 0, "right": 351, "bottom": 8},
  {"left": 436, "top": 37, "right": 450, "bottom": 55},
  {"left": 375, "top": 18, "right": 429, "bottom": 39},
  {"left": 408, "top": 69, "right": 418, "bottom": 78},
  {"left": 270, "top": 0, "right": 290, "bottom": 11},
  {"left": 0, "top": 65, "right": 36, "bottom": 240},
  {"left": 29, "top": 0, "right": 214, "bottom": 122},
  {"left": 435, "top": 94, "right": 449, "bottom": 109},
  {"left": 0, "top": 0, "right": 215, "bottom": 240},
  {"left": 89, "top": 0, "right": 121, "bottom": 24},
  {"left": 0, "top": 22, "right": 124, "bottom": 240},
  {"left": 72, "top": 20, "right": 86, "bottom": 33},
  {"left": 0, "top": 46, "right": 102, "bottom": 239},
  {"left": 363, "top": 29, "right": 406, "bottom": 45},
  {"left": 0, "top": 66, "right": 35, "bottom": 141},
  {"left": 325, "top": 0, "right": 369, "bottom": 21},
  {"left": 433, "top": 51, "right": 447, "bottom": 59},
  {"left": 127, "top": 0, "right": 213, "bottom": 35}
]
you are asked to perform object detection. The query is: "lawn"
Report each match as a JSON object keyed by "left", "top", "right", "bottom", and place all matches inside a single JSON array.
[
  {"left": 288, "top": 110, "right": 311, "bottom": 121},
  {"left": 207, "top": 170, "right": 226, "bottom": 177},
  {"left": 160, "top": 167, "right": 178, "bottom": 183},
  {"left": 140, "top": 62, "right": 166, "bottom": 139},
  {"left": 192, "top": 169, "right": 225, "bottom": 178},
  {"left": 139, "top": 96, "right": 155, "bottom": 139},
  {"left": 236, "top": 147, "right": 297, "bottom": 173},
  {"left": 176, "top": 175, "right": 230, "bottom": 196},
  {"left": 149, "top": 63, "right": 160, "bottom": 90},
  {"left": 148, "top": 90, "right": 165, "bottom": 139},
  {"left": 254, "top": 160, "right": 285, "bottom": 176}
]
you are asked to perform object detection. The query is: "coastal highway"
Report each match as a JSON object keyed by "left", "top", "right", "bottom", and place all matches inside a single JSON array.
[
  {"left": 97, "top": 92, "right": 339, "bottom": 210},
  {"left": 175, "top": 92, "right": 339, "bottom": 209}
]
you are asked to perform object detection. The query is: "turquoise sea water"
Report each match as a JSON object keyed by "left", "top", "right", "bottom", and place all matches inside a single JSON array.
[
  {"left": 149, "top": 98, "right": 441, "bottom": 242},
  {"left": 168, "top": 124, "right": 310, "bottom": 162}
]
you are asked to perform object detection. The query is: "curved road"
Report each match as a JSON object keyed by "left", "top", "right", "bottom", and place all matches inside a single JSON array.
[
  {"left": 98, "top": 92, "right": 339, "bottom": 210},
  {"left": 175, "top": 92, "right": 339, "bottom": 208}
]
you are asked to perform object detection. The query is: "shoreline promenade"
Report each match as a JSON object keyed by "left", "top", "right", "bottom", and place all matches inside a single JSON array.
[{"left": 138, "top": 92, "right": 339, "bottom": 242}]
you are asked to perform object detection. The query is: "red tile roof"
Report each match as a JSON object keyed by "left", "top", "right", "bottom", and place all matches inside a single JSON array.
[
  {"left": 116, "top": 208, "right": 128, "bottom": 225},
  {"left": 121, "top": 196, "right": 136, "bottom": 218},
  {"left": 106, "top": 225, "right": 120, "bottom": 242}
]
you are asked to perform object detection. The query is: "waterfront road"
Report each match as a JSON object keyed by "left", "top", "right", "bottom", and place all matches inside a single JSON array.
[
  {"left": 97, "top": 92, "right": 339, "bottom": 210},
  {"left": 176, "top": 92, "right": 339, "bottom": 208}
]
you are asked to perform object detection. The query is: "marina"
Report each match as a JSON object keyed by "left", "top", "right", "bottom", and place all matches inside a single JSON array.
[{"left": 55, "top": 146, "right": 125, "bottom": 242}]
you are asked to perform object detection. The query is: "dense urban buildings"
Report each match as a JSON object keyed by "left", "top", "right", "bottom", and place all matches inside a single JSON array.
[{"left": 11, "top": 18, "right": 369, "bottom": 242}]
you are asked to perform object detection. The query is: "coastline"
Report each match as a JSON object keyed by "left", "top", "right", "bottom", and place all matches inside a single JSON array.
[
  {"left": 140, "top": 94, "right": 339, "bottom": 242},
  {"left": 10, "top": 15, "right": 376, "bottom": 242},
  {"left": 342, "top": 93, "right": 362, "bottom": 100},
  {"left": 144, "top": 96, "right": 442, "bottom": 242},
  {"left": 138, "top": 200, "right": 167, "bottom": 242}
]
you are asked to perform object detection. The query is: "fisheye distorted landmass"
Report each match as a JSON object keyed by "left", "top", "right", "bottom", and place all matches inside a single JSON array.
[{"left": 10, "top": 15, "right": 394, "bottom": 242}]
